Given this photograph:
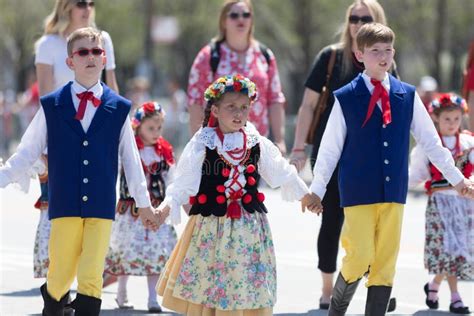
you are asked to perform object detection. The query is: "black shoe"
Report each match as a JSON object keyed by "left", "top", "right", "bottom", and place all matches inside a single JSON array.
[
  {"left": 365, "top": 285, "right": 392, "bottom": 316},
  {"left": 319, "top": 297, "right": 330, "bottom": 310},
  {"left": 71, "top": 293, "right": 102, "bottom": 316},
  {"left": 40, "top": 283, "right": 70, "bottom": 316},
  {"left": 423, "top": 283, "right": 439, "bottom": 309},
  {"left": 387, "top": 297, "right": 396, "bottom": 312},
  {"left": 328, "top": 273, "right": 361, "bottom": 316},
  {"left": 449, "top": 301, "right": 470, "bottom": 314}
]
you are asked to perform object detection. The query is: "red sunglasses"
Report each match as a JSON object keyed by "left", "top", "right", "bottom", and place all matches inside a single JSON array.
[{"left": 71, "top": 48, "right": 104, "bottom": 57}]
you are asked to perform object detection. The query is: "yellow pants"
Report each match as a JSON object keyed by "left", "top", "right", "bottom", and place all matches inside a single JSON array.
[
  {"left": 340, "top": 203, "right": 404, "bottom": 287},
  {"left": 46, "top": 217, "right": 112, "bottom": 301}
]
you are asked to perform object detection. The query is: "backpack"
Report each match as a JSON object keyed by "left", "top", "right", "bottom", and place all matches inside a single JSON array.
[{"left": 209, "top": 40, "right": 271, "bottom": 75}]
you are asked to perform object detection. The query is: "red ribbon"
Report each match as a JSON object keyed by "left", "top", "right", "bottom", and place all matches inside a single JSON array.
[
  {"left": 75, "top": 91, "right": 101, "bottom": 120},
  {"left": 362, "top": 78, "right": 391, "bottom": 127}
]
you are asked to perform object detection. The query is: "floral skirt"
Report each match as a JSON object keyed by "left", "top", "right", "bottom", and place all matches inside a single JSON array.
[
  {"left": 105, "top": 210, "right": 177, "bottom": 276},
  {"left": 157, "top": 211, "right": 275, "bottom": 315},
  {"left": 33, "top": 209, "right": 51, "bottom": 278},
  {"left": 424, "top": 193, "right": 474, "bottom": 280}
]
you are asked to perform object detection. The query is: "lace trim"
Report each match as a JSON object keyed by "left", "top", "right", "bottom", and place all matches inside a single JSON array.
[{"left": 197, "top": 123, "right": 260, "bottom": 151}]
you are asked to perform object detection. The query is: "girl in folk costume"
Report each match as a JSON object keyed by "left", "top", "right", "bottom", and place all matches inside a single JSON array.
[
  {"left": 409, "top": 93, "right": 473, "bottom": 314},
  {"left": 155, "top": 74, "right": 313, "bottom": 315},
  {"left": 105, "top": 102, "right": 177, "bottom": 313}
]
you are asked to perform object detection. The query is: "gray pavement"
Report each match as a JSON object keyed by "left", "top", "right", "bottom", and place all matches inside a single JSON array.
[{"left": 1, "top": 181, "right": 472, "bottom": 315}]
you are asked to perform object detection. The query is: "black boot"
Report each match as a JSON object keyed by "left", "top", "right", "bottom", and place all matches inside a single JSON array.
[
  {"left": 328, "top": 273, "right": 361, "bottom": 316},
  {"left": 40, "top": 283, "right": 70, "bottom": 316},
  {"left": 71, "top": 293, "right": 102, "bottom": 316},
  {"left": 365, "top": 286, "right": 392, "bottom": 316}
]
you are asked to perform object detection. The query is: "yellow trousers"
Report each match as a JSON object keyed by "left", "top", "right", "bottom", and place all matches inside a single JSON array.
[
  {"left": 46, "top": 217, "right": 112, "bottom": 301},
  {"left": 340, "top": 203, "right": 404, "bottom": 287}
]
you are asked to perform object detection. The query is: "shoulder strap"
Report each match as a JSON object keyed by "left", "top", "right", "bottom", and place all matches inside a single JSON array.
[
  {"left": 209, "top": 40, "right": 222, "bottom": 75},
  {"left": 258, "top": 42, "right": 271, "bottom": 65},
  {"left": 326, "top": 46, "right": 337, "bottom": 83}
]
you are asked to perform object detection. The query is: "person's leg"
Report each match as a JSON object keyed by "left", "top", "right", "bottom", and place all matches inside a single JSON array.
[
  {"left": 447, "top": 275, "right": 470, "bottom": 314},
  {"left": 115, "top": 275, "right": 133, "bottom": 309},
  {"left": 329, "top": 204, "right": 377, "bottom": 316},
  {"left": 318, "top": 179, "right": 344, "bottom": 308},
  {"left": 147, "top": 274, "right": 162, "bottom": 312},
  {"left": 43, "top": 217, "right": 84, "bottom": 315},
  {"left": 73, "top": 218, "right": 112, "bottom": 316},
  {"left": 365, "top": 203, "right": 404, "bottom": 316}
]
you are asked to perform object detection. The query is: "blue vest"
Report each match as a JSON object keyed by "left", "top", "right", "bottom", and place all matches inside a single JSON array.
[
  {"left": 334, "top": 74, "right": 415, "bottom": 207},
  {"left": 41, "top": 82, "right": 131, "bottom": 220}
]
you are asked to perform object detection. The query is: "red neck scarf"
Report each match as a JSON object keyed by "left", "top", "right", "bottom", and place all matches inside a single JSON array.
[
  {"left": 75, "top": 91, "right": 101, "bottom": 120},
  {"left": 362, "top": 78, "right": 391, "bottom": 127}
]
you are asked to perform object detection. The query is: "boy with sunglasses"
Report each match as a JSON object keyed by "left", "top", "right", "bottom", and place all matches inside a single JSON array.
[
  {"left": 0, "top": 27, "right": 159, "bottom": 316},
  {"left": 305, "top": 23, "right": 474, "bottom": 315}
]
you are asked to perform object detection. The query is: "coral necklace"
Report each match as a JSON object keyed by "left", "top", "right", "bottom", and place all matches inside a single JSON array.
[{"left": 215, "top": 128, "right": 247, "bottom": 160}]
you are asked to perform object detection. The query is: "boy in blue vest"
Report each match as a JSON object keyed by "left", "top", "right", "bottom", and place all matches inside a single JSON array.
[
  {"left": 0, "top": 27, "right": 159, "bottom": 316},
  {"left": 303, "top": 23, "right": 474, "bottom": 316}
]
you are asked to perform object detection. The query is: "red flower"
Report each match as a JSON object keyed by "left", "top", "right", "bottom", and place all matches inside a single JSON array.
[
  {"left": 438, "top": 94, "right": 452, "bottom": 107},
  {"left": 233, "top": 81, "right": 242, "bottom": 92},
  {"left": 143, "top": 102, "right": 156, "bottom": 114}
]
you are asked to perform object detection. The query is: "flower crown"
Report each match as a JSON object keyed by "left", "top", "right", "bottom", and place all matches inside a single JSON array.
[
  {"left": 431, "top": 93, "right": 468, "bottom": 113},
  {"left": 131, "top": 101, "right": 165, "bottom": 129},
  {"left": 204, "top": 74, "right": 258, "bottom": 103}
]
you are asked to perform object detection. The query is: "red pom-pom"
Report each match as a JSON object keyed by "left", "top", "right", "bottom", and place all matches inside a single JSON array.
[
  {"left": 226, "top": 201, "right": 242, "bottom": 219},
  {"left": 256, "top": 192, "right": 265, "bottom": 202},
  {"left": 189, "top": 196, "right": 196, "bottom": 205},
  {"left": 216, "top": 195, "right": 226, "bottom": 204},
  {"left": 198, "top": 194, "right": 207, "bottom": 204},
  {"left": 246, "top": 164, "right": 256, "bottom": 173},
  {"left": 247, "top": 176, "right": 256, "bottom": 186},
  {"left": 216, "top": 185, "right": 226, "bottom": 193},
  {"left": 242, "top": 194, "right": 252, "bottom": 204},
  {"left": 222, "top": 168, "right": 231, "bottom": 177}
]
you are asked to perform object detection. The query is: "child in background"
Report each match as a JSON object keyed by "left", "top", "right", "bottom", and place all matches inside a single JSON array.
[
  {"left": 155, "top": 74, "right": 314, "bottom": 315},
  {"left": 409, "top": 93, "right": 473, "bottom": 314},
  {"left": 105, "top": 102, "right": 177, "bottom": 313}
]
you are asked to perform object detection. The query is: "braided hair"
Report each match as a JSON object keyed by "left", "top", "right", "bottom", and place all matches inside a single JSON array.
[{"left": 202, "top": 101, "right": 214, "bottom": 127}]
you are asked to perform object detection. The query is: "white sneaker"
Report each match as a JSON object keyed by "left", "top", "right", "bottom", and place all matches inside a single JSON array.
[{"left": 115, "top": 296, "right": 134, "bottom": 309}]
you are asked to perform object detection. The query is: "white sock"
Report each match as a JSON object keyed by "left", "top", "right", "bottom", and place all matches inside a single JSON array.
[
  {"left": 117, "top": 275, "right": 129, "bottom": 301},
  {"left": 147, "top": 275, "right": 159, "bottom": 305}
]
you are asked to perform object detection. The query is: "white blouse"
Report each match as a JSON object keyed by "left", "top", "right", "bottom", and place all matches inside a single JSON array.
[
  {"left": 160, "top": 123, "right": 309, "bottom": 224},
  {"left": 409, "top": 133, "right": 474, "bottom": 195}
]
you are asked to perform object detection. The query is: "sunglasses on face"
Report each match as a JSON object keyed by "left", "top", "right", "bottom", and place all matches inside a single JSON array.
[
  {"left": 348, "top": 15, "right": 374, "bottom": 24},
  {"left": 76, "top": 1, "right": 94, "bottom": 9},
  {"left": 228, "top": 12, "right": 252, "bottom": 20},
  {"left": 72, "top": 48, "right": 104, "bottom": 57}
]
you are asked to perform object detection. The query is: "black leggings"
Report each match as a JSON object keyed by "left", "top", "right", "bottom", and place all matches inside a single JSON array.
[{"left": 317, "top": 173, "right": 344, "bottom": 273}]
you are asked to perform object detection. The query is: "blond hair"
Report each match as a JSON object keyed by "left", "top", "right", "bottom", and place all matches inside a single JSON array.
[
  {"left": 66, "top": 27, "right": 103, "bottom": 56},
  {"left": 43, "top": 0, "right": 96, "bottom": 35},
  {"left": 214, "top": 0, "right": 255, "bottom": 43},
  {"left": 339, "top": 0, "right": 387, "bottom": 75},
  {"left": 356, "top": 23, "right": 395, "bottom": 51}
]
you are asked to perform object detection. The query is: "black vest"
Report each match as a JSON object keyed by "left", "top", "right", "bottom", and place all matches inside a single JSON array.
[{"left": 189, "top": 144, "right": 267, "bottom": 217}]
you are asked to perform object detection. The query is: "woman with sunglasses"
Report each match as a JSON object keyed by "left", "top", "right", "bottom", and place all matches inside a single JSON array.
[
  {"left": 289, "top": 0, "right": 398, "bottom": 310},
  {"left": 187, "top": 0, "right": 287, "bottom": 153},
  {"left": 30, "top": 0, "right": 119, "bottom": 298},
  {"left": 35, "top": 0, "right": 118, "bottom": 96}
]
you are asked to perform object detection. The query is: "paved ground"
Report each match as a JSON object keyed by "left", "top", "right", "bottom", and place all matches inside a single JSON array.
[{"left": 1, "top": 179, "right": 472, "bottom": 315}]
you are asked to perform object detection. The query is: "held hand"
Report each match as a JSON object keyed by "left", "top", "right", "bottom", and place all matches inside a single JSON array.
[
  {"left": 454, "top": 178, "right": 474, "bottom": 199},
  {"left": 156, "top": 205, "right": 171, "bottom": 228},
  {"left": 138, "top": 207, "right": 159, "bottom": 231},
  {"left": 289, "top": 150, "right": 307, "bottom": 172},
  {"left": 301, "top": 193, "right": 323, "bottom": 215},
  {"left": 182, "top": 203, "right": 192, "bottom": 215}
]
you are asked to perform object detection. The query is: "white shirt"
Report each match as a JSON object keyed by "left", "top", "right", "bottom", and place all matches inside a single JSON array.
[
  {"left": 409, "top": 133, "right": 474, "bottom": 195},
  {"left": 159, "top": 123, "right": 309, "bottom": 223},
  {"left": 0, "top": 80, "right": 151, "bottom": 208},
  {"left": 35, "top": 31, "right": 116, "bottom": 90},
  {"left": 310, "top": 72, "right": 465, "bottom": 199}
]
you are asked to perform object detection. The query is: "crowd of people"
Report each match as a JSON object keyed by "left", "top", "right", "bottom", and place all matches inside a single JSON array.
[{"left": 0, "top": 0, "right": 473, "bottom": 316}]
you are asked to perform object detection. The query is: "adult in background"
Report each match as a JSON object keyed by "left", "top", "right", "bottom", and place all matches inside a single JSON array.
[
  {"left": 187, "top": 0, "right": 287, "bottom": 153},
  {"left": 289, "top": 0, "right": 398, "bottom": 310}
]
